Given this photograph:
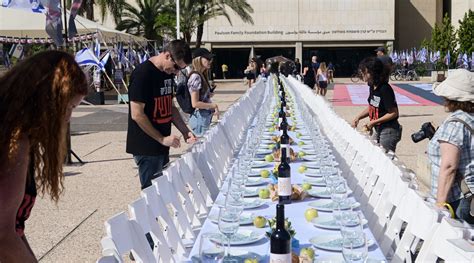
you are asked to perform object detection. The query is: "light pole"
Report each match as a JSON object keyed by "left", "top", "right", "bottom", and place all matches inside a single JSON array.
[{"left": 176, "top": 0, "right": 180, "bottom": 39}]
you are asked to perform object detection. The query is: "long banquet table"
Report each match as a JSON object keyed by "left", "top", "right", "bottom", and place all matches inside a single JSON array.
[{"left": 186, "top": 78, "right": 386, "bottom": 262}]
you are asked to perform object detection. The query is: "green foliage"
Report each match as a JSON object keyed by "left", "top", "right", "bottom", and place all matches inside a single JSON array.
[
  {"left": 457, "top": 10, "right": 474, "bottom": 54},
  {"left": 427, "top": 14, "right": 457, "bottom": 69},
  {"left": 116, "top": 0, "right": 172, "bottom": 41}
]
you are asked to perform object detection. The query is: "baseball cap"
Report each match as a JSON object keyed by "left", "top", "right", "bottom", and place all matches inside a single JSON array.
[
  {"left": 374, "top": 47, "right": 386, "bottom": 53},
  {"left": 432, "top": 69, "right": 474, "bottom": 102},
  {"left": 192, "top": 48, "right": 215, "bottom": 60}
]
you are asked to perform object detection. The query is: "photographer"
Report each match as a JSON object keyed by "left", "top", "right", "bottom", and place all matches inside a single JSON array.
[
  {"left": 351, "top": 57, "right": 402, "bottom": 152},
  {"left": 427, "top": 69, "right": 473, "bottom": 223}
]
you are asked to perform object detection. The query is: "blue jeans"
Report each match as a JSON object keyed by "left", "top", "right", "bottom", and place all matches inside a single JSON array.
[
  {"left": 189, "top": 109, "right": 213, "bottom": 136},
  {"left": 133, "top": 154, "right": 170, "bottom": 189},
  {"left": 451, "top": 198, "right": 474, "bottom": 225}
]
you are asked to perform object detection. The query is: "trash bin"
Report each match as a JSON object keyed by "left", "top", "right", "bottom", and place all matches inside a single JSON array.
[{"left": 86, "top": 91, "right": 105, "bottom": 105}]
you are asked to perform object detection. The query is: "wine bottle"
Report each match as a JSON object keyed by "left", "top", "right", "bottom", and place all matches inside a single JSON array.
[
  {"left": 278, "top": 104, "right": 285, "bottom": 129},
  {"left": 279, "top": 120, "right": 290, "bottom": 163},
  {"left": 270, "top": 204, "right": 291, "bottom": 262},
  {"left": 277, "top": 148, "right": 292, "bottom": 204},
  {"left": 281, "top": 95, "right": 287, "bottom": 113}
]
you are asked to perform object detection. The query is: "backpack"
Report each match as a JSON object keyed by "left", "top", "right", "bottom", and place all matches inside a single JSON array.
[{"left": 175, "top": 69, "right": 195, "bottom": 114}]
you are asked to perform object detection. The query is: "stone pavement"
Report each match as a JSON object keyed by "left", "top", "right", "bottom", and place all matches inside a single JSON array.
[{"left": 28, "top": 78, "right": 444, "bottom": 262}]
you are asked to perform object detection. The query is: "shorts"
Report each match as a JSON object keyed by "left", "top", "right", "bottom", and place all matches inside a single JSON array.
[{"left": 319, "top": 81, "right": 328, "bottom": 89}]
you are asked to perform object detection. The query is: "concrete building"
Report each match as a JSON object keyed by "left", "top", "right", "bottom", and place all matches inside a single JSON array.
[{"left": 94, "top": 0, "right": 473, "bottom": 77}]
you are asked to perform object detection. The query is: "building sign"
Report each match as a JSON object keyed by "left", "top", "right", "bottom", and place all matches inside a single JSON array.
[{"left": 202, "top": 0, "right": 394, "bottom": 42}]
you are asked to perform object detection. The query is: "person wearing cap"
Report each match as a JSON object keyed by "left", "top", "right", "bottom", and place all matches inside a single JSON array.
[
  {"left": 188, "top": 48, "right": 219, "bottom": 136},
  {"left": 427, "top": 69, "right": 474, "bottom": 223},
  {"left": 375, "top": 46, "right": 393, "bottom": 72},
  {"left": 126, "top": 40, "right": 196, "bottom": 190}
]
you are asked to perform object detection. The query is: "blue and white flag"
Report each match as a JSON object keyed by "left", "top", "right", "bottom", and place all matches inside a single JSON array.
[
  {"left": 94, "top": 37, "right": 100, "bottom": 58},
  {"left": 76, "top": 48, "right": 100, "bottom": 67},
  {"left": 99, "top": 52, "right": 110, "bottom": 70},
  {"left": 462, "top": 53, "right": 469, "bottom": 68},
  {"left": 444, "top": 50, "right": 450, "bottom": 66},
  {"left": 1, "top": 0, "right": 46, "bottom": 13}
]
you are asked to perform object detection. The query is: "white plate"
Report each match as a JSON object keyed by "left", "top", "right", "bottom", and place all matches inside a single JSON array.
[
  {"left": 309, "top": 234, "right": 374, "bottom": 252},
  {"left": 308, "top": 199, "right": 360, "bottom": 212},
  {"left": 300, "top": 149, "right": 317, "bottom": 155},
  {"left": 246, "top": 177, "right": 270, "bottom": 186},
  {"left": 307, "top": 187, "right": 353, "bottom": 198},
  {"left": 298, "top": 135, "right": 312, "bottom": 140},
  {"left": 260, "top": 139, "right": 274, "bottom": 144},
  {"left": 208, "top": 212, "right": 255, "bottom": 225},
  {"left": 314, "top": 255, "right": 385, "bottom": 263},
  {"left": 210, "top": 229, "right": 266, "bottom": 245},
  {"left": 216, "top": 198, "right": 266, "bottom": 209},
  {"left": 311, "top": 214, "right": 367, "bottom": 230},
  {"left": 300, "top": 145, "right": 316, "bottom": 150},
  {"left": 256, "top": 149, "right": 273, "bottom": 155},
  {"left": 251, "top": 161, "right": 271, "bottom": 168},
  {"left": 303, "top": 178, "right": 326, "bottom": 186},
  {"left": 303, "top": 156, "right": 321, "bottom": 161},
  {"left": 243, "top": 187, "right": 259, "bottom": 197}
]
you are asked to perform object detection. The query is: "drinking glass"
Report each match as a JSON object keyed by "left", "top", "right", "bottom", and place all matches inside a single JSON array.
[
  {"left": 340, "top": 210, "right": 363, "bottom": 241},
  {"left": 342, "top": 231, "right": 368, "bottom": 263},
  {"left": 218, "top": 207, "right": 240, "bottom": 261},
  {"left": 199, "top": 232, "right": 224, "bottom": 263}
]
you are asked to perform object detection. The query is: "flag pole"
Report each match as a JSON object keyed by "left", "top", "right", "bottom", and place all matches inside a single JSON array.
[
  {"left": 63, "top": 0, "right": 84, "bottom": 165},
  {"left": 176, "top": 0, "right": 180, "bottom": 39}
]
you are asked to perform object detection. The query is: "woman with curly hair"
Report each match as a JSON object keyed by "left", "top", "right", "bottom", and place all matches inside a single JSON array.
[
  {"left": 0, "top": 50, "right": 88, "bottom": 261},
  {"left": 351, "top": 56, "right": 402, "bottom": 152}
]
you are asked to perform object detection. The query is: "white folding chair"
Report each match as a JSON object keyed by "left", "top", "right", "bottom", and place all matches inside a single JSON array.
[
  {"left": 141, "top": 186, "right": 191, "bottom": 253},
  {"left": 416, "top": 217, "right": 472, "bottom": 262},
  {"left": 103, "top": 212, "right": 156, "bottom": 263},
  {"left": 152, "top": 176, "right": 199, "bottom": 236},
  {"left": 128, "top": 197, "right": 176, "bottom": 262}
]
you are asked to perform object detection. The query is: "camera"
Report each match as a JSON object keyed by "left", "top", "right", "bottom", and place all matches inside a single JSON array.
[{"left": 411, "top": 122, "right": 436, "bottom": 143}]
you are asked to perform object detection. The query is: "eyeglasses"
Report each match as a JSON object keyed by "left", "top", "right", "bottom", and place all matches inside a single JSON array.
[{"left": 170, "top": 54, "right": 186, "bottom": 70}]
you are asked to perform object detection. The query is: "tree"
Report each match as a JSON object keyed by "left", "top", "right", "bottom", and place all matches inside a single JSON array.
[
  {"left": 457, "top": 10, "right": 474, "bottom": 54},
  {"left": 116, "top": 0, "right": 171, "bottom": 41},
  {"left": 428, "top": 14, "right": 457, "bottom": 69},
  {"left": 177, "top": 0, "right": 254, "bottom": 47},
  {"left": 96, "top": 0, "right": 126, "bottom": 25}
]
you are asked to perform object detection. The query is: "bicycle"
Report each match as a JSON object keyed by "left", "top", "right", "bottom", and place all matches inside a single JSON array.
[
  {"left": 350, "top": 72, "right": 361, "bottom": 83},
  {"left": 390, "top": 69, "right": 418, "bottom": 81}
]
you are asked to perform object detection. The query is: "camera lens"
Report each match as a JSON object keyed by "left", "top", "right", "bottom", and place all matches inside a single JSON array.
[{"left": 411, "top": 130, "right": 426, "bottom": 143}]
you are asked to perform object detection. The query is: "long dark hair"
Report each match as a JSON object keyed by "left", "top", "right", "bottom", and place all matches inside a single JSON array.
[
  {"left": 358, "top": 57, "right": 390, "bottom": 87},
  {"left": 0, "top": 50, "right": 88, "bottom": 202}
]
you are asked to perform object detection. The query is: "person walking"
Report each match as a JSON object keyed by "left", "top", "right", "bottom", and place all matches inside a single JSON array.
[
  {"left": 427, "top": 69, "right": 473, "bottom": 223},
  {"left": 327, "top": 61, "right": 335, "bottom": 83},
  {"left": 126, "top": 39, "right": 196, "bottom": 190},
  {"left": 221, "top": 63, "right": 228, "bottom": 79},
  {"left": 188, "top": 48, "right": 220, "bottom": 136},
  {"left": 0, "top": 51, "right": 88, "bottom": 261},
  {"left": 351, "top": 57, "right": 402, "bottom": 152},
  {"left": 317, "top": 62, "right": 329, "bottom": 96},
  {"left": 375, "top": 46, "right": 394, "bottom": 72},
  {"left": 311, "top": 55, "right": 320, "bottom": 92}
]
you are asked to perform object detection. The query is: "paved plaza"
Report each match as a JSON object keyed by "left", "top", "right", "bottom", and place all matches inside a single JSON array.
[{"left": 28, "top": 78, "right": 447, "bottom": 262}]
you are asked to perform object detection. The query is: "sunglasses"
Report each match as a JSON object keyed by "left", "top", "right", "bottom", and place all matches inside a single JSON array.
[{"left": 170, "top": 55, "right": 186, "bottom": 70}]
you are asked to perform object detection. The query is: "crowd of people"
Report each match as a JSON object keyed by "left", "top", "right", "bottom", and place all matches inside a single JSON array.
[{"left": 0, "top": 40, "right": 472, "bottom": 260}]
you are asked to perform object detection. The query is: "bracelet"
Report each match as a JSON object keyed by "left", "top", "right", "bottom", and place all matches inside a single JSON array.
[{"left": 438, "top": 202, "right": 455, "bottom": 218}]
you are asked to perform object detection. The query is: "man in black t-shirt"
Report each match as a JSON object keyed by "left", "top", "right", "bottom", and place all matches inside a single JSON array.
[{"left": 126, "top": 40, "right": 196, "bottom": 189}]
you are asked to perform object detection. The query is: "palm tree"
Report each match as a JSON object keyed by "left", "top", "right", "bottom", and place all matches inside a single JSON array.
[
  {"left": 116, "top": 0, "right": 171, "bottom": 41},
  {"left": 176, "top": 0, "right": 254, "bottom": 47},
  {"left": 96, "top": 0, "right": 125, "bottom": 25}
]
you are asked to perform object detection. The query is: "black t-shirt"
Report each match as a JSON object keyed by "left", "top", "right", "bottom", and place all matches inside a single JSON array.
[
  {"left": 126, "top": 60, "right": 174, "bottom": 156},
  {"left": 368, "top": 83, "right": 399, "bottom": 129}
]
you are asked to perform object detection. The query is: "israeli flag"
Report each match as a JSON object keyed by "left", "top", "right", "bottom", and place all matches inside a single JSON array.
[
  {"left": 462, "top": 53, "right": 469, "bottom": 68},
  {"left": 94, "top": 37, "right": 100, "bottom": 58},
  {"left": 75, "top": 48, "right": 109, "bottom": 72},
  {"left": 1, "top": 0, "right": 46, "bottom": 13}
]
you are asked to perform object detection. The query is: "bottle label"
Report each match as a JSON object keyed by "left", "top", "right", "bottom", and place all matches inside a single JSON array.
[
  {"left": 278, "top": 177, "right": 292, "bottom": 196},
  {"left": 270, "top": 253, "right": 291, "bottom": 263},
  {"left": 280, "top": 144, "right": 290, "bottom": 157},
  {"left": 278, "top": 118, "right": 282, "bottom": 128},
  {"left": 283, "top": 106, "right": 287, "bottom": 113}
]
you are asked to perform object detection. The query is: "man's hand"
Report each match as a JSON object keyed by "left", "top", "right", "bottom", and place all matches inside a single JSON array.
[
  {"left": 213, "top": 104, "right": 220, "bottom": 120},
  {"left": 161, "top": 135, "right": 181, "bottom": 148},
  {"left": 185, "top": 132, "right": 197, "bottom": 144},
  {"left": 351, "top": 118, "right": 359, "bottom": 128}
]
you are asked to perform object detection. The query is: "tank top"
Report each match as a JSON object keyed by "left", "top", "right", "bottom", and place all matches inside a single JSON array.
[{"left": 15, "top": 152, "right": 37, "bottom": 237}]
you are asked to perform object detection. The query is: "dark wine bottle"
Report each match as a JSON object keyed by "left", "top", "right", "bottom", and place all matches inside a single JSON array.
[
  {"left": 278, "top": 104, "right": 285, "bottom": 130},
  {"left": 277, "top": 148, "right": 292, "bottom": 204},
  {"left": 270, "top": 204, "right": 292, "bottom": 262},
  {"left": 279, "top": 120, "right": 290, "bottom": 163}
]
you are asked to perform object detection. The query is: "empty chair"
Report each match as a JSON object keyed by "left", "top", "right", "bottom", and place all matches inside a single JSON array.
[
  {"left": 128, "top": 197, "right": 176, "bottom": 262},
  {"left": 103, "top": 212, "right": 156, "bottom": 262}
]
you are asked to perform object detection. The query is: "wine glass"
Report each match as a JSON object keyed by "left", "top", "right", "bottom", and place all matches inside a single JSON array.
[
  {"left": 342, "top": 231, "right": 368, "bottom": 263},
  {"left": 199, "top": 232, "right": 224, "bottom": 263},
  {"left": 218, "top": 207, "right": 240, "bottom": 262}
]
